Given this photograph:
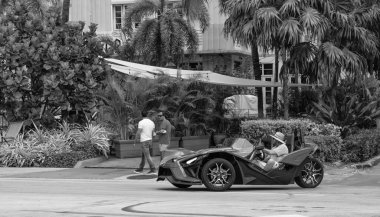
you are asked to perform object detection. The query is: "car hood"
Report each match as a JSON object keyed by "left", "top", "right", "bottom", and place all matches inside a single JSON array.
[{"left": 160, "top": 147, "right": 234, "bottom": 165}]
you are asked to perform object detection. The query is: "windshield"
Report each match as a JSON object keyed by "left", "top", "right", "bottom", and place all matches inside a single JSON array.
[{"left": 229, "top": 138, "right": 254, "bottom": 155}]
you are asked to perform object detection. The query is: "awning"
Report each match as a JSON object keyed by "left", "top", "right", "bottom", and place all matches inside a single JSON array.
[{"left": 105, "top": 58, "right": 315, "bottom": 88}]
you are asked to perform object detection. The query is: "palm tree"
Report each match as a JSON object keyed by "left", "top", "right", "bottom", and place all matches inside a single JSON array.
[
  {"left": 123, "top": 0, "right": 201, "bottom": 67},
  {"left": 143, "top": 76, "right": 216, "bottom": 136},
  {"left": 278, "top": 0, "right": 380, "bottom": 118},
  {"left": 219, "top": 0, "right": 265, "bottom": 118}
]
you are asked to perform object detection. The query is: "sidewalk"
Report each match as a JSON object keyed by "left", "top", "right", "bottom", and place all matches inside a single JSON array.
[{"left": 85, "top": 156, "right": 161, "bottom": 169}]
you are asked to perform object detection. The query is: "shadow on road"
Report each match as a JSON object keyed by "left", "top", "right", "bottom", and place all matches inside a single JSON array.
[{"left": 156, "top": 186, "right": 300, "bottom": 192}]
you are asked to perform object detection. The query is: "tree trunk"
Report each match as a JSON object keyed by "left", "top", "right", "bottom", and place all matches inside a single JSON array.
[
  {"left": 251, "top": 35, "right": 263, "bottom": 118},
  {"left": 282, "top": 51, "right": 289, "bottom": 120},
  {"left": 294, "top": 64, "right": 300, "bottom": 115},
  {"left": 273, "top": 47, "right": 279, "bottom": 119},
  {"left": 62, "top": 0, "right": 70, "bottom": 24},
  {"left": 283, "top": 67, "right": 289, "bottom": 120}
]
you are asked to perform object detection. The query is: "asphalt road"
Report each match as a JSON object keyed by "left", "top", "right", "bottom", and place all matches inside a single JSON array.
[{"left": 0, "top": 167, "right": 379, "bottom": 217}]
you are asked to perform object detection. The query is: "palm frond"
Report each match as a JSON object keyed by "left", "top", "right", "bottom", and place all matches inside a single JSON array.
[
  {"left": 278, "top": 18, "right": 301, "bottom": 47},
  {"left": 280, "top": 0, "right": 301, "bottom": 18},
  {"left": 181, "top": 0, "right": 209, "bottom": 32},
  {"left": 123, "top": 0, "right": 158, "bottom": 37}
]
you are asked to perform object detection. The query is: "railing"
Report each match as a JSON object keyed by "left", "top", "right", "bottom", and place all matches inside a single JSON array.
[{"left": 224, "top": 109, "right": 258, "bottom": 118}]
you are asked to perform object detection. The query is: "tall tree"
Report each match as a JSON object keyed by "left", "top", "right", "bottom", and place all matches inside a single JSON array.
[
  {"left": 220, "top": 0, "right": 268, "bottom": 118},
  {"left": 123, "top": 0, "right": 200, "bottom": 67},
  {"left": 277, "top": 0, "right": 380, "bottom": 119}
]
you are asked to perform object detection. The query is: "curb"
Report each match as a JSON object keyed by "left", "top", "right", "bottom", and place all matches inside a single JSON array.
[
  {"left": 351, "top": 155, "right": 380, "bottom": 169},
  {"left": 74, "top": 156, "right": 108, "bottom": 168}
]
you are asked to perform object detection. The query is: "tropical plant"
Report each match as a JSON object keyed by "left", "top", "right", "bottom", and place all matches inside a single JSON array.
[
  {"left": 143, "top": 75, "right": 216, "bottom": 136},
  {"left": 0, "top": 0, "right": 63, "bottom": 19},
  {"left": 123, "top": 0, "right": 199, "bottom": 67},
  {"left": 72, "top": 124, "right": 110, "bottom": 158},
  {"left": 96, "top": 73, "right": 137, "bottom": 140},
  {"left": 311, "top": 77, "right": 380, "bottom": 137},
  {"left": 0, "top": 3, "right": 110, "bottom": 122}
]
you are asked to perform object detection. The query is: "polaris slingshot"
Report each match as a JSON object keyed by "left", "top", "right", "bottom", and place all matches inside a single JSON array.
[{"left": 157, "top": 138, "right": 324, "bottom": 191}]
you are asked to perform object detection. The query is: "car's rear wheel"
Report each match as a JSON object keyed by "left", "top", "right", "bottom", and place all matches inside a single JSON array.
[
  {"left": 201, "top": 158, "right": 236, "bottom": 191},
  {"left": 295, "top": 158, "right": 324, "bottom": 188}
]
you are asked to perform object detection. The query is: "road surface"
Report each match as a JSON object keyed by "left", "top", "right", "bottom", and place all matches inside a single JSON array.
[{"left": 0, "top": 167, "right": 379, "bottom": 217}]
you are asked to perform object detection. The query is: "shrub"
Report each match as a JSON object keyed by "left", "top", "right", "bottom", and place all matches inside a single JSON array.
[
  {"left": 0, "top": 135, "right": 41, "bottom": 167},
  {"left": 40, "top": 150, "right": 98, "bottom": 168},
  {"left": 0, "top": 133, "right": 69, "bottom": 167},
  {"left": 341, "top": 129, "right": 380, "bottom": 163},
  {"left": 72, "top": 124, "right": 110, "bottom": 158},
  {"left": 304, "top": 136, "right": 343, "bottom": 162},
  {"left": 241, "top": 119, "right": 341, "bottom": 142},
  {"left": 0, "top": 123, "right": 109, "bottom": 167}
]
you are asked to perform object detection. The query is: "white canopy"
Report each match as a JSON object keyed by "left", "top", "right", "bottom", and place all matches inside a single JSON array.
[{"left": 105, "top": 58, "right": 314, "bottom": 87}]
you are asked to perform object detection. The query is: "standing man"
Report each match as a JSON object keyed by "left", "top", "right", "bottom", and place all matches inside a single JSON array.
[
  {"left": 156, "top": 111, "right": 172, "bottom": 160},
  {"left": 134, "top": 110, "right": 156, "bottom": 174}
]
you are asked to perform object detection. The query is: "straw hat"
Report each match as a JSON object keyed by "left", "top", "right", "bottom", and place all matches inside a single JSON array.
[{"left": 270, "top": 132, "right": 285, "bottom": 144}]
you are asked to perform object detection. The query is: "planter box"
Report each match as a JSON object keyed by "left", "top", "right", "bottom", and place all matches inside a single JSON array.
[{"left": 112, "top": 135, "right": 212, "bottom": 158}]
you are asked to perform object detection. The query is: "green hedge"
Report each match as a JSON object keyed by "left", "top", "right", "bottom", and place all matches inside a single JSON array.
[
  {"left": 241, "top": 119, "right": 341, "bottom": 141},
  {"left": 342, "top": 129, "right": 380, "bottom": 163},
  {"left": 305, "top": 136, "right": 343, "bottom": 162}
]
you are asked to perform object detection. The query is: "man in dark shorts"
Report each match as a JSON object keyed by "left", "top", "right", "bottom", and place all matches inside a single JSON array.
[{"left": 155, "top": 111, "right": 172, "bottom": 160}]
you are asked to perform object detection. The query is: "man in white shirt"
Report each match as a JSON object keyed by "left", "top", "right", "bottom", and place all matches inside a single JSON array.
[{"left": 134, "top": 110, "right": 156, "bottom": 174}]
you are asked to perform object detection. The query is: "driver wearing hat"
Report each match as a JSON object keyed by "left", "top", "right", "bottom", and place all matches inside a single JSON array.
[{"left": 262, "top": 132, "right": 289, "bottom": 171}]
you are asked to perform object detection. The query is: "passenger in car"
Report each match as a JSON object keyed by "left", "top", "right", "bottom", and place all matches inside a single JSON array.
[{"left": 260, "top": 132, "right": 289, "bottom": 171}]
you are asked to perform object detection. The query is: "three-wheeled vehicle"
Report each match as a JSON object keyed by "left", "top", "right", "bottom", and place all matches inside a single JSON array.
[{"left": 157, "top": 134, "right": 324, "bottom": 191}]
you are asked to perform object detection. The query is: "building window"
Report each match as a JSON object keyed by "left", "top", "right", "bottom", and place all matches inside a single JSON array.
[
  {"left": 114, "top": 5, "right": 122, "bottom": 30},
  {"left": 263, "top": 64, "right": 273, "bottom": 75},
  {"left": 113, "top": 5, "right": 140, "bottom": 31}
]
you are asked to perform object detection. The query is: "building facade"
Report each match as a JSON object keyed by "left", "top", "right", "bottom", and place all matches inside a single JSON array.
[{"left": 69, "top": 0, "right": 284, "bottom": 116}]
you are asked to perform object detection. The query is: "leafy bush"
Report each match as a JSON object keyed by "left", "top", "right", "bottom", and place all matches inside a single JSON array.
[
  {"left": 241, "top": 119, "right": 341, "bottom": 142},
  {"left": 0, "top": 3, "right": 109, "bottom": 121},
  {"left": 304, "top": 136, "right": 343, "bottom": 162},
  {"left": 0, "top": 135, "right": 41, "bottom": 167},
  {"left": 341, "top": 129, "right": 380, "bottom": 163},
  {"left": 40, "top": 150, "right": 98, "bottom": 168},
  {"left": 0, "top": 123, "right": 109, "bottom": 167},
  {"left": 72, "top": 124, "right": 110, "bottom": 157}
]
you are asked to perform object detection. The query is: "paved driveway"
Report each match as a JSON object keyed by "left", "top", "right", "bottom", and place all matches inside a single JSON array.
[{"left": 0, "top": 165, "right": 379, "bottom": 217}]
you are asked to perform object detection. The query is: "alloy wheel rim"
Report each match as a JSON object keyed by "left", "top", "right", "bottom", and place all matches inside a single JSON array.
[
  {"left": 301, "top": 161, "right": 322, "bottom": 186},
  {"left": 207, "top": 163, "right": 231, "bottom": 187}
]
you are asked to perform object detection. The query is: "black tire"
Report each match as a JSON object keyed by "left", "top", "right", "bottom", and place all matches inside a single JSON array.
[
  {"left": 171, "top": 183, "right": 192, "bottom": 189},
  {"left": 201, "top": 158, "right": 236, "bottom": 191},
  {"left": 295, "top": 158, "right": 324, "bottom": 188}
]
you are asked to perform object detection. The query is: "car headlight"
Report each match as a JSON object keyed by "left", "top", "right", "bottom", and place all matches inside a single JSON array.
[{"left": 186, "top": 157, "right": 198, "bottom": 165}]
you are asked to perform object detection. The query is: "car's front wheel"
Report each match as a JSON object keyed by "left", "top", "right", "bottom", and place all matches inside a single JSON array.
[
  {"left": 295, "top": 158, "right": 324, "bottom": 188},
  {"left": 201, "top": 158, "right": 236, "bottom": 191}
]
